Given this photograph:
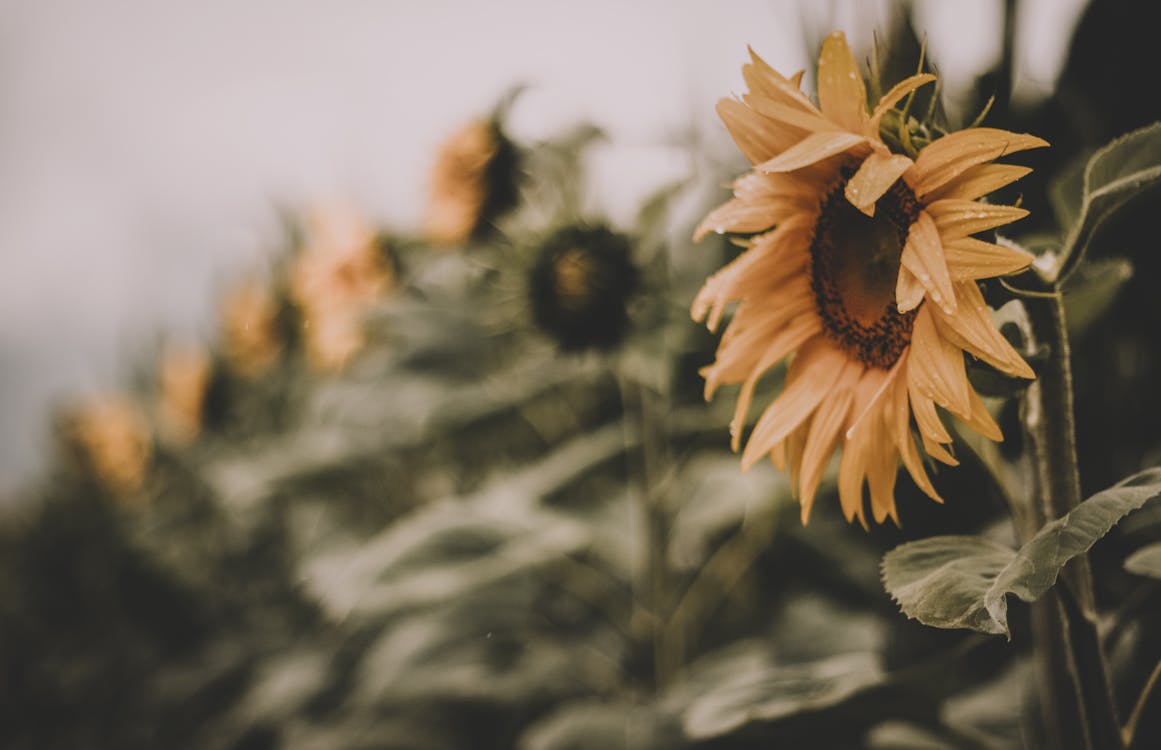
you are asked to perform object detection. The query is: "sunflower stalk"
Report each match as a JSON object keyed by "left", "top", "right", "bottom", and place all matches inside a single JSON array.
[{"left": 1021, "top": 291, "right": 1123, "bottom": 750}]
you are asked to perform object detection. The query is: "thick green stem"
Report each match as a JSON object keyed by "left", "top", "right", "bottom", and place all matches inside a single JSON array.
[{"left": 1021, "top": 292, "right": 1122, "bottom": 750}]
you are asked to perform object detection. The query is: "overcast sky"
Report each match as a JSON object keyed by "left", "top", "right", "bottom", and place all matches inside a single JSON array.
[{"left": 0, "top": 0, "right": 1086, "bottom": 495}]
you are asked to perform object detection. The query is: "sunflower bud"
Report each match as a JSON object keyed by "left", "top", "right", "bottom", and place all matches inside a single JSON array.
[{"left": 528, "top": 225, "right": 638, "bottom": 351}]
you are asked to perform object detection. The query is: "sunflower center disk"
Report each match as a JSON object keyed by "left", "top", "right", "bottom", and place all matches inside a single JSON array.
[{"left": 810, "top": 178, "right": 920, "bottom": 370}]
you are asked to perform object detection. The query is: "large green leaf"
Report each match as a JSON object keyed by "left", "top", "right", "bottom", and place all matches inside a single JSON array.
[
  {"left": 883, "top": 468, "right": 1161, "bottom": 636},
  {"left": 1124, "top": 542, "right": 1161, "bottom": 579},
  {"left": 1055, "top": 121, "right": 1161, "bottom": 283}
]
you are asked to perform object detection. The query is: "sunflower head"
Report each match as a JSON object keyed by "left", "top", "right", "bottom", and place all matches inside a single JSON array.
[
  {"left": 423, "top": 118, "right": 519, "bottom": 247},
  {"left": 60, "top": 395, "right": 153, "bottom": 500},
  {"left": 693, "top": 32, "right": 1047, "bottom": 526},
  {"left": 156, "top": 341, "right": 213, "bottom": 445},
  {"left": 220, "top": 276, "right": 284, "bottom": 379},
  {"left": 289, "top": 205, "right": 394, "bottom": 372},
  {"left": 529, "top": 225, "right": 639, "bottom": 351}
]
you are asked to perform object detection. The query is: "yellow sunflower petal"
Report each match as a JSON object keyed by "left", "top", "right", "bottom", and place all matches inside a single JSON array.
[
  {"left": 744, "top": 47, "right": 818, "bottom": 112},
  {"left": 746, "top": 94, "right": 843, "bottom": 136},
  {"left": 899, "top": 212, "right": 956, "bottom": 314},
  {"left": 845, "top": 152, "right": 914, "bottom": 215},
  {"left": 922, "top": 432, "right": 959, "bottom": 466},
  {"left": 693, "top": 173, "right": 815, "bottom": 241},
  {"left": 924, "top": 163, "right": 1032, "bottom": 202},
  {"left": 895, "top": 266, "right": 927, "bottom": 313},
  {"left": 930, "top": 281, "right": 1035, "bottom": 379},
  {"left": 926, "top": 199, "right": 1029, "bottom": 240},
  {"left": 909, "top": 128, "right": 1049, "bottom": 196},
  {"left": 943, "top": 236, "right": 1034, "bottom": 280},
  {"left": 741, "top": 338, "right": 849, "bottom": 470},
  {"left": 963, "top": 387, "right": 1003, "bottom": 442},
  {"left": 716, "top": 98, "right": 793, "bottom": 165},
  {"left": 817, "top": 31, "right": 867, "bottom": 133},
  {"left": 884, "top": 356, "right": 944, "bottom": 503},
  {"left": 868, "top": 73, "right": 937, "bottom": 134},
  {"left": 728, "top": 312, "right": 823, "bottom": 451},
  {"left": 757, "top": 131, "right": 868, "bottom": 174},
  {"left": 798, "top": 365, "right": 862, "bottom": 522},
  {"left": 867, "top": 426, "right": 900, "bottom": 525},
  {"left": 908, "top": 305, "right": 971, "bottom": 418}
]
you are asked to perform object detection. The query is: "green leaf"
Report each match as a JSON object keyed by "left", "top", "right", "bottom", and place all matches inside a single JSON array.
[
  {"left": 1055, "top": 121, "right": 1161, "bottom": 283},
  {"left": 679, "top": 651, "right": 883, "bottom": 740},
  {"left": 883, "top": 468, "right": 1161, "bottom": 635},
  {"left": 881, "top": 536, "right": 1016, "bottom": 635},
  {"left": 1124, "top": 542, "right": 1161, "bottom": 579},
  {"left": 1064, "top": 257, "right": 1134, "bottom": 337}
]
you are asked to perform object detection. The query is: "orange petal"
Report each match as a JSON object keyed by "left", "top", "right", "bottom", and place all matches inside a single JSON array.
[
  {"left": 797, "top": 366, "right": 861, "bottom": 522},
  {"left": 962, "top": 387, "right": 1003, "bottom": 442},
  {"left": 838, "top": 420, "right": 870, "bottom": 527},
  {"left": 845, "top": 152, "right": 914, "bottom": 215},
  {"left": 926, "top": 199, "right": 1029, "bottom": 240},
  {"left": 899, "top": 212, "right": 956, "bottom": 315},
  {"left": 930, "top": 281, "right": 1035, "bottom": 379},
  {"left": 922, "top": 432, "right": 959, "bottom": 466},
  {"left": 908, "top": 305, "right": 971, "bottom": 418},
  {"left": 884, "top": 355, "right": 943, "bottom": 503},
  {"left": 895, "top": 266, "right": 926, "bottom": 313},
  {"left": 943, "top": 237, "right": 1034, "bottom": 280},
  {"left": 716, "top": 98, "right": 790, "bottom": 165},
  {"left": 728, "top": 313, "right": 823, "bottom": 451},
  {"left": 816, "top": 31, "right": 867, "bottom": 133},
  {"left": 866, "top": 427, "right": 900, "bottom": 525},
  {"left": 909, "top": 128, "right": 1049, "bottom": 196},
  {"left": 868, "top": 73, "right": 937, "bottom": 134},
  {"left": 924, "top": 163, "right": 1032, "bottom": 202},
  {"left": 746, "top": 94, "right": 843, "bottom": 136},
  {"left": 743, "top": 47, "right": 818, "bottom": 112},
  {"left": 741, "top": 339, "right": 848, "bottom": 470},
  {"left": 757, "top": 131, "right": 868, "bottom": 173}
]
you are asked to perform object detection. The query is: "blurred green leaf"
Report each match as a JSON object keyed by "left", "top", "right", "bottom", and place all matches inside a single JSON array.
[
  {"left": 1049, "top": 152, "right": 1089, "bottom": 233},
  {"left": 679, "top": 651, "right": 883, "bottom": 741},
  {"left": 1064, "top": 257, "right": 1134, "bottom": 337},
  {"left": 884, "top": 468, "right": 1161, "bottom": 636},
  {"left": 1124, "top": 542, "right": 1161, "bottom": 579},
  {"left": 1055, "top": 121, "right": 1161, "bottom": 283}
]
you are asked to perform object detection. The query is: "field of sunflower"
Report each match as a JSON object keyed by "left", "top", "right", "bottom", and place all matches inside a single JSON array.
[{"left": 3, "top": 3, "right": 1161, "bottom": 749}]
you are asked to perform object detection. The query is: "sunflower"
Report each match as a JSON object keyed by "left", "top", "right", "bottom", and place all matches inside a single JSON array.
[
  {"left": 156, "top": 340, "right": 212, "bottom": 444},
  {"left": 423, "top": 118, "right": 515, "bottom": 247},
  {"left": 693, "top": 32, "right": 1047, "bottom": 526},
  {"left": 62, "top": 395, "right": 152, "bottom": 500},
  {"left": 221, "top": 276, "right": 283, "bottom": 379},
  {"left": 289, "top": 205, "right": 394, "bottom": 372}
]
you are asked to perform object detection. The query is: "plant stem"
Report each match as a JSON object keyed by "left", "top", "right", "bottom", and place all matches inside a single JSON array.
[{"left": 1021, "top": 292, "right": 1123, "bottom": 750}]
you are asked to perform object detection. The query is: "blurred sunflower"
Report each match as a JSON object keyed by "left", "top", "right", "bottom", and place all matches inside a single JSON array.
[
  {"left": 62, "top": 395, "right": 152, "bottom": 500},
  {"left": 290, "top": 205, "right": 394, "bottom": 372},
  {"left": 423, "top": 118, "right": 516, "bottom": 246},
  {"left": 220, "top": 276, "right": 283, "bottom": 378},
  {"left": 694, "top": 32, "right": 1047, "bottom": 526},
  {"left": 156, "top": 341, "right": 212, "bottom": 444}
]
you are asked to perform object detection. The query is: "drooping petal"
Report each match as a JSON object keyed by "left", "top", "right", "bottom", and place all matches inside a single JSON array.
[
  {"left": 899, "top": 212, "right": 956, "bottom": 315},
  {"left": 838, "top": 421, "right": 870, "bottom": 527},
  {"left": 908, "top": 305, "right": 971, "bottom": 418},
  {"left": 908, "top": 128, "right": 1049, "bottom": 196},
  {"left": 924, "top": 163, "right": 1032, "bottom": 202},
  {"left": 797, "top": 364, "right": 862, "bottom": 522},
  {"left": 866, "top": 424, "right": 900, "bottom": 525},
  {"left": 962, "top": 387, "right": 1003, "bottom": 442},
  {"left": 943, "top": 236, "right": 1034, "bottom": 280},
  {"left": 925, "top": 199, "right": 1029, "bottom": 240},
  {"left": 930, "top": 281, "right": 1035, "bottom": 379},
  {"left": 727, "top": 313, "right": 823, "bottom": 450},
  {"left": 716, "top": 98, "right": 796, "bottom": 165},
  {"left": 741, "top": 339, "right": 850, "bottom": 469},
  {"left": 816, "top": 31, "right": 868, "bottom": 133},
  {"left": 868, "top": 73, "right": 937, "bottom": 134},
  {"left": 757, "top": 131, "right": 868, "bottom": 173},
  {"left": 845, "top": 151, "right": 914, "bottom": 215},
  {"left": 746, "top": 94, "right": 844, "bottom": 136},
  {"left": 883, "top": 354, "right": 944, "bottom": 503}
]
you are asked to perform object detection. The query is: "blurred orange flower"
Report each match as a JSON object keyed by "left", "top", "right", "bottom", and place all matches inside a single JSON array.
[{"left": 423, "top": 119, "right": 503, "bottom": 246}]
